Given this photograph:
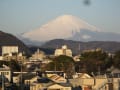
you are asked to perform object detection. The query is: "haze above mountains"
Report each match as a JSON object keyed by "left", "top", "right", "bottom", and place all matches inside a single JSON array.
[{"left": 21, "top": 15, "right": 120, "bottom": 45}]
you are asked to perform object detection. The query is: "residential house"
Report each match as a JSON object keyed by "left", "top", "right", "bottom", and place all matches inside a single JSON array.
[
  {"left": 0, "top": 66, "right": 11, "bottom": 82},
  {"left": 48, "top": 83, "right": 71, "bottom": 90},
  {"left": 30, "top": 83, "right": 71, "bottom": 90},
  {"left": 70, "top": 73, "right": 109, "bottom": 90},
  {"left": 47, "top": 74, "right": 67, "bottom": 83}
]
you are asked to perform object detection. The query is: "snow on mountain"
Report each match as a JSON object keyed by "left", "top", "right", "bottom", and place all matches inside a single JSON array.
[
  {"left": 22, "top": 15, "right": 100, "bottom": 42},
  {"left": 21, "top": 15, "right": 120, "bottom": 43}
]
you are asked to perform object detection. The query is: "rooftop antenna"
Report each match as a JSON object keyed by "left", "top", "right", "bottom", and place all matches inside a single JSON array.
[
  {"left": 78, "top": 41, "right": 80, "bottom": 54},
  {"left": 78, "top": 34, "right": 81, "bottom": 55}
]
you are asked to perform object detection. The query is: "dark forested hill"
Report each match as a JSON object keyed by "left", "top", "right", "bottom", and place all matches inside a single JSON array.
[
  {"left": 0, "top": 31, "right": 31, "bottom": 56},
  {"left": 40, "top": 39, "right": 120, "bottom": 55}
]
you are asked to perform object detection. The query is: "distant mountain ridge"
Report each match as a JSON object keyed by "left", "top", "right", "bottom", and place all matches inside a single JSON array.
[
  {"left": 40, "top": 39, "right": 120, "bottom": 55},
  {"left": 0, "top": 30, "right": 120, "bottom": 55},
  {"left": 0, "top": 31, "right": 31, "bottom": 56}
]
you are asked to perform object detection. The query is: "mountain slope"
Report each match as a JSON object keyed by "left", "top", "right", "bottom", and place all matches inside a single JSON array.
[
  {"left": 21, "top": 14, "right": 120, "bottom": 45},
  {"left": 22, "top": 15, "right": 100, "bottom": 42},
  {"left": 0, "top": 31, "right": 31, "bottom": 56}
]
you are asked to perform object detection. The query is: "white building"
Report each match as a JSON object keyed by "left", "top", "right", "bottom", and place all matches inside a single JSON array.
[
  {"left": 0, "top": 56, "right": 3, "bottom": 60},
  {"left": 30, "top": 49, "right": 46, "bottom": 61},
  {"left": 13, "top": 75, "right": 20, "bottom": 84},
  {"left": 0, "top": 66, "right": 12, "bottom": 82},
  {"left": 54, "top": 45, "right": 72, "bottom": 57},
  {"left": 2, "top": 46, "right": 18, "bottom": 56}
]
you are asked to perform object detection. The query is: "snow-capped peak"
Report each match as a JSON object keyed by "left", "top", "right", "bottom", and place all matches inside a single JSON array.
[
  {"left": 52, "top": 15, "right": 99, "bottom": 31},
  {"left": 22, "top": 15, "right": 100, "bottom": 42}
]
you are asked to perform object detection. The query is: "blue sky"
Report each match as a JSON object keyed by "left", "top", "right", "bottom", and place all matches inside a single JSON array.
[{"left": 0, "top": 0, "right": 120, "bottom": 34}]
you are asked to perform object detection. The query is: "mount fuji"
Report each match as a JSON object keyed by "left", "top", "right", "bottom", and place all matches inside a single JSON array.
[{"left": 21, "top": 15, "right": 120, "bottom": 45}]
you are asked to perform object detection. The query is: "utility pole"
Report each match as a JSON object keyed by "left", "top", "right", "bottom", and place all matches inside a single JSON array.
[
  {"left": 20, "top": 61, "right": 23, "bottom": 90},
  {"left": 2, "top": 73, "right": 5, "bottom": 90},
  {"left": 20, "top": 52, "right": 25, "bottom": 90},
  {"left": 54, "top": 60, "right": 56, "bottom": 71}
]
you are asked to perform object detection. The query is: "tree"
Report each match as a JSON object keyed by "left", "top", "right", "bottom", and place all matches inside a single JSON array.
[
  {"left": 9, "top": 60, "right": 21, "bottom": 71},
  {"left": 113, "top": 51, "right": 120, "bottom": 69},
  {"left": 77, "top": 50, "right": 111, "bottom": 74},
  {"left": 46, "top": 55, "right": 75, "bottom": 78},
  {"left": 0, "top": 60, "right": 20, "bottom": 71}
]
